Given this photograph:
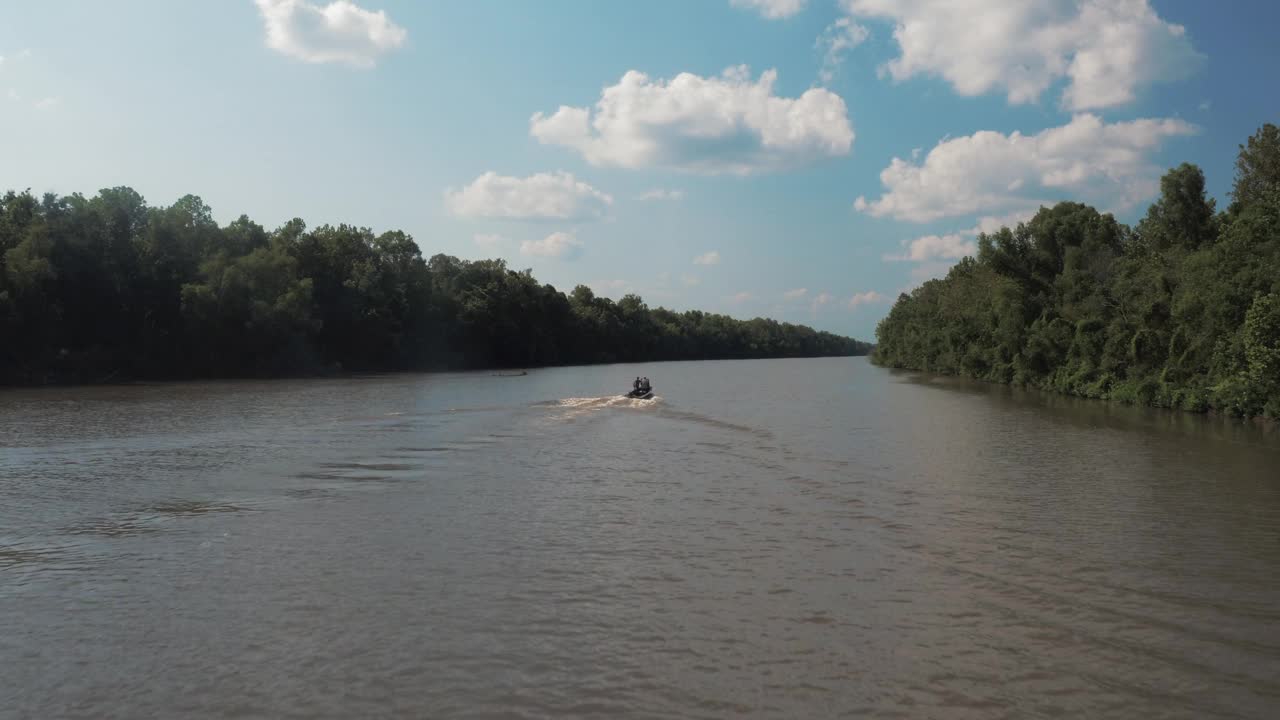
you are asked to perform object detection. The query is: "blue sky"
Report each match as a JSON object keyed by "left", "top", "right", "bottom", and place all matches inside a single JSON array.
[{"left": 1, "top": 1, "right": 1277, "bottom": 341}]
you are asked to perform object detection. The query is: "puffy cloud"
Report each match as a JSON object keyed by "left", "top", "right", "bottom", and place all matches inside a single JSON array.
[
  {"left": 886, "top": 233, "right": 974, "bottom": 262},
  {"left": 254, "top": 0, "right": 406, "bottom": 68},
  {"left": 520, "top": 231, "right": 583, "bottom": 259},
  {"left": 445, "top": 171, "right": 613, "bottom": 221},
  {"left": 638, "top": 188, "right": 685, "bottom": 201},
  {"left": 530, "top": 66, "right": 853, "bottom": 175},
  {"left": 783, "top": 288, "right": 808, "bottom": 300},
  {"left": 731, "top": 0, "right": 807, "bottom": 20},
  {"left": 646, "top": 272, "right": 676, "bottom": 300},
  {"left": 847, "top": 290, "right": 886, "bottom": 308},
  {"left": 472, "top": 233, "right": 506, "bottom": 250},
  {"left": 843, "top": 0, "right": 1202, "bottom": 111},
  {"left": 592, "top": 279, "right": 631, "bottom": 296},
  {"left": 817, "top": 17, "right": 870, "bottom": 85},
  {"left": 886, "top": 210, "right": 1035, "bottom": 262},
  {"left": 2, "top": 50, "right": 61, "bottom": 110},
  {"left": 811, "top": 292, "right": 835, "bottom": 312},
  {"left": 901, "top": 262, "right": 956, "bottom": 293},
  {"left": 693, "top": 251, "right": 721, "bottom": 266},
  {"left": 887, "top": 211, "right": 1038, "bottom": 296},
  {"left": 972, "top": 210, "right": 1037, "bottom": 235},
  {"left": 0, "top": 49, "right": 32, "bottom": 68},
  {"left": 855, "top": 114, "right": 1196, "bottom": 222}
]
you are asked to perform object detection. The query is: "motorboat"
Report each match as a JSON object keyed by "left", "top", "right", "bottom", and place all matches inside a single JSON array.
[{"left": 625, "top": 385, "right": 654, "bottom": 399}]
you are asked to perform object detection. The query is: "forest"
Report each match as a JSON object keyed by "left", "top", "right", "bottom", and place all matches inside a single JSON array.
[
  {"left": 0, "top": 190, "right": 870, "bottom": 385},
  {"left": 874, "top": 123, "right": 1280, "bottom": 419}
]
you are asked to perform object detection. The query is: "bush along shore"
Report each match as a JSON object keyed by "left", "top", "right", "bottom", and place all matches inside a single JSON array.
[
  {"left": 873, "top": 123, "right": 1280, "bottom": 420},
  {"left": 0, "top": 192, "right": 870, "bottom": 386}
]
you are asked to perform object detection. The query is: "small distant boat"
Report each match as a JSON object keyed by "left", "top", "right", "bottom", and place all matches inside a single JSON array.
[{"left": 624, "top": 386, "right": 655, "bottom": 399}]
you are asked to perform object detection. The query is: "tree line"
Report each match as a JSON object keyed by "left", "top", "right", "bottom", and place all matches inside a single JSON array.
[
  {"left": 874, "top": 123, "right": 1280, "bottom": 419},
  {"left": 0, "top": 191, "right": 870, "bottom": 384}
]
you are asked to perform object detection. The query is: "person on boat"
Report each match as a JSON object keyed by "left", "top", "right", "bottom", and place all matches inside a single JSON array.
[
  {"left": 634, "top": 377, "right": 641, "bottom": 391},
  {"left": 642, "top": 377, "right": 650, "bottom": 391}
]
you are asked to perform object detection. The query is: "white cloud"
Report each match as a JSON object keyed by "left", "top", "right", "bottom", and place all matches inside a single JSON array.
[
  {"left": 972, "top": 210, "right": 1036, "bottom": 235},
  {"left": 592, "top": 279, "right": 631, "bottom": 296},
  {"left": 855, "top": 114, "right": 1196, "bottom": 222},
  {"left": 887, "top": 211, "right": 1036, "bottom": 296},
  {"left": 2, "top": 50, "right": 61, "bottom": 110},
  {"left": 811, "top": 292, "right": 835, "bottom": 312},
  {"left": 254, "top": 0, "right": 406, "bottom": 68},
  {"left": 530, "top": 65, "right": 853, "bottom": 175},
  {"left": 731, "top": 0, "right": 807, "bottom": 20},
  {"left": 520, "top": 231, "right": 583, "bottom": 259},
  {"left": 900, "top": 262, "right": 955, "bottom": 294},
  {"left": 847, "top": 290, "right": 886, "bottom": 309},
  {"left": 783, "top": 288, "right": 808, "bottom": 300},
  {"left": 445, "top": 171, "right": 613, "bottom": 221},
  {"left": 638, "top": 188, "right": 685, "bottom": 201},
  {"left": 885, "top": 233, "right": 974, "bottom": 262},
  {"left": 728, "top": 291, "right": 752, "bottom": 304},
  {"left": 682, "top": 274, "right": 701, "bottom": 287},
  {"left": 817, "top": 16, "right": 870, "bottom": 85},
  {"left": 645, "top": 272, "right": 678, "bottom": 301},
  {"left": 1, "top": 49, "right": 33, "bottom": 68},
  {"left": 843, "top": 0, "right": 1202, "bottom": 111},
  {"left": 472, "top": 233, "right": 506, "bottom": 250},
  {"left": 692, "top": 251, "right": 721, "bottom": 266},
  {"left": 886, "top": 211, "right": 1034, "bottom": 262}
]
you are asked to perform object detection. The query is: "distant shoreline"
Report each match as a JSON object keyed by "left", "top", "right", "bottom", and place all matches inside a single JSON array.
[
  {"left": 1, "top": 352, "right": 871, "bottom": 391},
  {"left": 1, "top": 187, "right": 871, "bottom": 388},
  {"left": 875, "top": 359, "right": 1279, "bottom": 428}
]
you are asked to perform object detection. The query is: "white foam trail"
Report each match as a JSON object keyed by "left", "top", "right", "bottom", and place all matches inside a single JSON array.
[{"left": 552, "top": 395, "right": 662, "bottom": 420}]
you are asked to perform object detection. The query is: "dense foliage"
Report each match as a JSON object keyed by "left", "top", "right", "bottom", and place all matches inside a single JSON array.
[
  {"left": 874, "top": 124, "right": 1280, "bottom": 419},
  {"left": 0, "top": 191, "right": 869, "bottom": 384}
]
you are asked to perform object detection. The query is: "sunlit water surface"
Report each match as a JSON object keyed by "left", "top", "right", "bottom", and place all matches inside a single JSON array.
[{"left": 2, "top": 358, "right": 1278, "bottom": 719}]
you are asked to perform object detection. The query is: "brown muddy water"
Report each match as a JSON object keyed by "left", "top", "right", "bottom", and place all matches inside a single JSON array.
[{"left": 2, "top": 357, "right": 1278, "bottom": 719}]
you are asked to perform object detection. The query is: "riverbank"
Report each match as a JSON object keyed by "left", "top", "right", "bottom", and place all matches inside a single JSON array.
[
  {"left": 1, "top": 350, "right": 871, "bottom": 390},
  {"left": 1, "top": 188, "right": 870, "bottom": 388},
  {"left": 875, "top": 357, "right": 1280, "bottom": 429},
  {"left": 872, "top": 124, "right": 1280, "bottom": 423}
]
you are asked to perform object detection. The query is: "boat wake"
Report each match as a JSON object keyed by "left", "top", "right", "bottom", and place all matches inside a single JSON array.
[
  {"left": 542, "top": 395, "right": 770, "bottom": 439},
  {"left": 551, "top": 395, "right": 663, "bottom": 420}
]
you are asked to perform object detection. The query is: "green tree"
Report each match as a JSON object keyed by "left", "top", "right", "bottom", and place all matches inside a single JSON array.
[
  {"left": 1231, "top": 123, "right": 1280, "bottom": 212},
  {"left": 0, "top": 186, "right": 872, "bottom": 385},
  {"left": 874, "top": 123, "right": 1280, "bottom": 419}
]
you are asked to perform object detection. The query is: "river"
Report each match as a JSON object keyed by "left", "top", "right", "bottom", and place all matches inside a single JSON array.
[{"left": 2, "top": 357, "right": 1278, "bottom": 719}]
